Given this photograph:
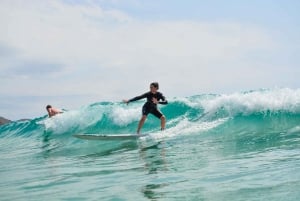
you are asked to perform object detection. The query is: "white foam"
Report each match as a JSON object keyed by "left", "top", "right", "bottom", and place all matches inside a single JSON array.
[
  {"left": 287, "top": 126, "right": 300, "bottom": 134},
  {"left": 138, "top": 117, "right": 229, "bottom": 148},
  {"left": 43, "top": 106, "right": 102, "bottom": 134},
  {"left": 201, "top": 88, "right": 300, "bottom": 117},
  {"left": 109, "top": 106, "right": 140, "bottom": 126}
]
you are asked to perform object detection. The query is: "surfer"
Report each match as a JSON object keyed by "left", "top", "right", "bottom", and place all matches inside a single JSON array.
[
  {"left": 123, "top": 82, "right": 168, "bottom": 134},
  {"left": 46, "top": 105, "right": 63, "bottom": 117}
]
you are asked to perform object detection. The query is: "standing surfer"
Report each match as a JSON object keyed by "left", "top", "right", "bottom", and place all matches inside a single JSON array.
[{"left": 123, "top": 82, "right": 168, "bottom": 134}]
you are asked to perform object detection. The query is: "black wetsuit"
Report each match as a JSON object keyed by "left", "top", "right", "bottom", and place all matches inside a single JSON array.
[{"left": 128, "top": 92, "right": 168, "bottom": 118}]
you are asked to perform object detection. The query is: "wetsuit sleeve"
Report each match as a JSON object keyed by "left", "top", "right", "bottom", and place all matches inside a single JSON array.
[
  {"left": 158, "top": 93, "right": 168, "bottom": 105},
  {"left": 128, "top": 93, "right": 148, "bottom": 102}
]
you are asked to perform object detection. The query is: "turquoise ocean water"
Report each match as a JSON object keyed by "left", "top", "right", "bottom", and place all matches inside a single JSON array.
[{"left": 1, "top": 88, "right": 300, "bottom": 200}]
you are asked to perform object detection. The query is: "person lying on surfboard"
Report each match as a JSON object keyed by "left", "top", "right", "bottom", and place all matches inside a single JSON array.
[
  {"left": 123, "top": 82, "right": 168, "bottom": 134},
  {"left": 46, "top": 105, "right": 63, "bottom": 117}
]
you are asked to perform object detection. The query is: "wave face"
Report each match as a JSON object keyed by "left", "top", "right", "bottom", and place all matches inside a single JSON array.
[
  {"left": 2, "top": 88, "right": 300, "bottom": 137},
  {"left": 1, "top": 88, "right": 300, "bottom": 200}
]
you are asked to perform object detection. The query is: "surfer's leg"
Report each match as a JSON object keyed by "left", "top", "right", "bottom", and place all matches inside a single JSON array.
[
  {"left": 151, "top": 108, "right": 166, "bottom": 130},
  {"left": 160, "top": 115, "right": 166, "bottom": 131},
  {"left": 151, "top": 108, "right": 165, "bottom": 131},
  {"left": 137, "top": 115, "right": 147, "bottom": 134}
]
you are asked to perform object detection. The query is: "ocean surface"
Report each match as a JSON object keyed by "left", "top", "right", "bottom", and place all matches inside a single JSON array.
[{"left": 1, "top": 88, "right": 300, "bottom": 201}]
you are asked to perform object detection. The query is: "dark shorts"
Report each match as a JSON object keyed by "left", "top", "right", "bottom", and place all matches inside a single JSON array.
[{"left": 142, "top": 102, "right": 163, "bottom": 119}]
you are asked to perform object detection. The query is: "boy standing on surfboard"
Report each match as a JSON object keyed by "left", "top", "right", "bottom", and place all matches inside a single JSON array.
[{"left": 123, "top": 82, "right": 168, "bottom": 134}]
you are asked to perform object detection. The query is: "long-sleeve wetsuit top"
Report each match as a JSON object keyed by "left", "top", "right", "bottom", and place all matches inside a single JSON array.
[{"left": 128, "top": 92, "right": 168, "bottom": 107}]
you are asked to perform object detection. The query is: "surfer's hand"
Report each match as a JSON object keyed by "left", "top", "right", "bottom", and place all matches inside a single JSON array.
[
  {"left": 152, "top": 98, "right": 158, "bottom": 104},
  {"left": 123, "top": 100, "right": 129, "bottom": 105}
]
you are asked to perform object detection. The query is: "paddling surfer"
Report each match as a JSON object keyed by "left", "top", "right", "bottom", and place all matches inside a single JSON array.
[
  {"left": 123, "top": 82, "right": 168, "bottom": 134},
  {"left": 46, "top": 105, "right": 63, "bottom": 117}
]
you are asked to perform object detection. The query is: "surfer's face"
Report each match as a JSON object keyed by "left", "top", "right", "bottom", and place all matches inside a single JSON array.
[{"left": 150, "top": 85, "right": 157, "bottom": 93}]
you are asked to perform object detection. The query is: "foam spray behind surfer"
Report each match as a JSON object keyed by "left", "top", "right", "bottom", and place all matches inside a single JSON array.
[{"left": 123, "top": 82, "right": 168, "bottom": 134}]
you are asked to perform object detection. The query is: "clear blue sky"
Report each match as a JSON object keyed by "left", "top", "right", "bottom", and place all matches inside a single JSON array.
[{"left": 1, "top": 0, "right": 300, "bottom": 120}]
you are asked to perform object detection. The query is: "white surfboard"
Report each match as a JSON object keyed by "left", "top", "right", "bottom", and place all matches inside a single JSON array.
[{"left": 73, "top": 133, "right": 148, "bottom": 140}]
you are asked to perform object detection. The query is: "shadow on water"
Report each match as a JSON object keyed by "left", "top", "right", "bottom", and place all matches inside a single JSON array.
[
  {"left": 139, "top": 141, "right": 169, "bottom": 174},
  {"left": 41, "top": 130, "right": 148, "bottom": 161},
  {"left": 137, "top": 141, "right": 171, "bottom": 200},
  {"left": 77, "top": 141, "right": 139, "bottom": 158},
  {"left": 142, "top": 183, "right": 169, "bottom": 200}
]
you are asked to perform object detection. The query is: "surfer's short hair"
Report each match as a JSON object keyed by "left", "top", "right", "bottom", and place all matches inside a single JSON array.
[
  {"left": 150, "top": 82, "right": 159, "bottom": 89},
  {"left": 46, "top": 105, "right": 52, "bottom": 109}
]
